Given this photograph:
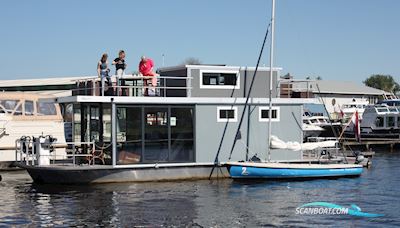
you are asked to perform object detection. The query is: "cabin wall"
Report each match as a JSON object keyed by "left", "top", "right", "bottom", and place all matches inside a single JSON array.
[
  {"left": 189, "top": 68, "right": 279, "bottom": 98},
  {"left": 194, "top": 104, "right": 303, "bottom": 163},
  {"left": 158, "top": 69, "right": 188, "bottom": 97},
  {"left": 248, "top": 104, "right": 303, "bottom": 161}
]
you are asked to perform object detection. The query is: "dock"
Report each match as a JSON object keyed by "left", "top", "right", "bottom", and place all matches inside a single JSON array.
[{"left": 341, "top": 138, "right": 400, "bottom": 151}]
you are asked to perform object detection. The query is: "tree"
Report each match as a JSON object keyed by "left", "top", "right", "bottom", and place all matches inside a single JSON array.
[
  {"left": 316, "top": 76, "right": 322, "bottom": 80},
  {"left": 363, "top": 74, "right": 400, "bottom": 93},
  {"left": 181, "top": 57, "right": 202, "bottom": 65}
]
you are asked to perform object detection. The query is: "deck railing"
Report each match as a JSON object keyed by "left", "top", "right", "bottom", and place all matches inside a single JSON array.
[
  {"left": 72, "top": 75, "right": 192, "bottom": 97},
  {"left": 15, "top": 138, "right": 99, "bottom": 166}
]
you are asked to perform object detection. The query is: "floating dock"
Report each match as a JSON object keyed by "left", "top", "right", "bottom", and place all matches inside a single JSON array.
[{"left": 341, "top": 138, "right": 400, "bottom": 151}]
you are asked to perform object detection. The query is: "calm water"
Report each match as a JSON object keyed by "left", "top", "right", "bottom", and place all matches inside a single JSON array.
[{"left": 1, "top": 151, "right": 400, "bottom": 227}]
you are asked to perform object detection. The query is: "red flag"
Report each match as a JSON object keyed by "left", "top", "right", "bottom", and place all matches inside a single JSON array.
[{"left": 351, "top": 111, "right": 361, "bottom": 142}]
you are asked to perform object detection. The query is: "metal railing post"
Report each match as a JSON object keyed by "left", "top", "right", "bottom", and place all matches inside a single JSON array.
[{"left": 111, "top": 101, "right": 117, "bottom": 167}]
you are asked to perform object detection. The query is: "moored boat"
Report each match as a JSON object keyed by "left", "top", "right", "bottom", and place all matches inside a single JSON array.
[
  {"left": 226, "top": 162, "right": 363, "bottom": 179},
  {"left": 0, "top": 92, "right": 67, "bottom": 169},
  {"left": 225, "top": 0, "right": 364, "bottom": 180}
]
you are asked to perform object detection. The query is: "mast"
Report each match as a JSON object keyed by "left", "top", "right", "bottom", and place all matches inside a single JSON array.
[{"left": 267, "top": 0, "right": 276, "bottom": 162}]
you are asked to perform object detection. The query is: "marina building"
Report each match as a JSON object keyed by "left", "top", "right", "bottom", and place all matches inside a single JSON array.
[{"left": 280, "top": 79, "right": 389, "bottom": 117}]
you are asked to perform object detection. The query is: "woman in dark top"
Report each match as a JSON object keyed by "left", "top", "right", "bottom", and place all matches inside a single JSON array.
[{"left": 112, "top": 50, "right": 127, "bottom": 94}]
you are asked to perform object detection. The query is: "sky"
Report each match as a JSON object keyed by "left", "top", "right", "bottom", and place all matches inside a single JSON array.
[{"left": 0, "top": 0, "right": 399, "bottom": 84}]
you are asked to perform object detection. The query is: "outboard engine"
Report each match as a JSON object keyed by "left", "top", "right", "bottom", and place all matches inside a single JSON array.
[
  {"left": 33, "top": 135, "right": 57, "bottom": 166},
  {"left": 19, "top": 136, "right": 31, "bottom": 154}
]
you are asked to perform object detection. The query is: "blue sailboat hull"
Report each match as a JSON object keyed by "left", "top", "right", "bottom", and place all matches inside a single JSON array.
[{"left": 228, "top": 164, "right": 363, "bottom": 179}]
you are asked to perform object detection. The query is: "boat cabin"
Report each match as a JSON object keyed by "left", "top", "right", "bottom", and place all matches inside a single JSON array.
[
  {"left": 55, "top": 65, "right": 315, "bottom": 164},
  {"left": 348, "top": 104, "right": 400, "bottom": 139},
  {"left": 0, "top": 92, "right": 66, "bottom": 165}
]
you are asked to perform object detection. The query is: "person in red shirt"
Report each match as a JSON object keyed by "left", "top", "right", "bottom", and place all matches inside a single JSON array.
[{"left": 139, "top": 56, "right": 158, "bottom": 95}]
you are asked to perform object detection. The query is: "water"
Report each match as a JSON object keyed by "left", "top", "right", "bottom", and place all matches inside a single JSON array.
[{"left": 1, "top": 152, "right": 399, "bottom": 227}]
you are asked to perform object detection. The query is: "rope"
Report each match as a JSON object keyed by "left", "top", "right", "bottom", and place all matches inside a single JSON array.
[
  {"left": 227, "top": 22, "right": 271, "bottom": 160},
  {"left": 209, "top": 21, "right": 271, "bottom": 180}
]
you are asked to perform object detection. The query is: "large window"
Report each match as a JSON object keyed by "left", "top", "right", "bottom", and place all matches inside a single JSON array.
[
  {"left": 117, "top": 107, "right": 142, "bottom": 165},
  {"left": 200, "top": 70, "right": 240, "bottom": 89},
  {"left": 116, "top": 106, "right": 195, "bottom": 164},
  {"left": 0, "top": 100, "right": 19, "bottom": 113},
  {"left": 37, "top": 101, "right": 57, "bottom": 116},
  {"left": 144, "top": 107, "right": 169, "bottom": 162},
  {"left": 387, "top": 116, "right": 395, "bottom": 127},
  {"left": 259, "top": 107, "right": 280, "bottom": 122},
  {"left": 170, "top": 108, "right": 194, "bottom": 162},
  {"left": 375, "top": 117, "right": 384, "bottom": 127},
  {"left": 24, "top": 100, "right": 34, "bottom": 116}
]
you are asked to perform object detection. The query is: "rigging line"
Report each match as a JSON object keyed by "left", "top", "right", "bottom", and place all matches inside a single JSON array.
[
  {"left": 227, "top": 22, "right": 272, "bottom": 160},
  {"left": 208, "top": 68, "right": 242, "bottom": 180},
  {"left": 315, "top": 84, "right": 349, "bottom": 163}
]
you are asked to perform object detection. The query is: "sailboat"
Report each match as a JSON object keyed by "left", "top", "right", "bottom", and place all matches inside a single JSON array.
[{"left": 225, "top": 0, "right": 363, "bottom": 179}]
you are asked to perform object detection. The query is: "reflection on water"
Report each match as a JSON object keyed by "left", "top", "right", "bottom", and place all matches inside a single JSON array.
[{"left": 1, "top": 152, "right": 400, "bottom": 227}]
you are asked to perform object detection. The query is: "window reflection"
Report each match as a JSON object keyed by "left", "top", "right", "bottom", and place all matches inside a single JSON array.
[
  {"left": 170, "top": 108, "right": 194, "bottom": 162},
  {"left": 37, "top": 101, "right": 57, "bottom": 115},
  {"left": 116, "top": 106, "right": 195, "bottom": 164},
  {"left": 117, "top": 107, "right": 142, "bottom": 164},
  {"left": 25, "top": 100, "right": 34, "bottom": 115},
  {"left": 144, "top": 107, "right": 169, "bottom": 162}
]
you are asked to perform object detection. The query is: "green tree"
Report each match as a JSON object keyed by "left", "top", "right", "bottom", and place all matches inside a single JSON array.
[
  {"left": 363, "top": 74, "right": 400, "bottom": 93},
  {"left": 316, "top": 76, "right": 322, "bottom": 80}
]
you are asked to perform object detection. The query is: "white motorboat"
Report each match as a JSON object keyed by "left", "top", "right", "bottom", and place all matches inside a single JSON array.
[
  {"left": 345, "top": 104, "right": 400, "bottom": 139},
  {"left": 0, "top": 92, "right": 67, "bottom": 168}
]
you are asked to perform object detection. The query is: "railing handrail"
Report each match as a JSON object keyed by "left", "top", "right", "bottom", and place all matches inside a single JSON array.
[
  {"left": 75, "top": 75, "right": 193, "bottom": 82},
  {"left": 73, "top": 74, "right": 193, "bottom": 97},
  {"left": 15, "top": 139, "right": 98, "bottom": 167}
]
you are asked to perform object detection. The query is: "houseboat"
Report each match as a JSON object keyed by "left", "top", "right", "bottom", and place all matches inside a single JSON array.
[
  {"left": 14, "top": 64, "right": 326, "bottom": 184},
  {"left": 0, "top": 92, "right": 66, "bottom": 169}
]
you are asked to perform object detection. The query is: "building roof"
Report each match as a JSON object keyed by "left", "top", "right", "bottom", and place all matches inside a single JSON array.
[
  {"left": 158, "top": 64, "right": 282, "bottom": 72},
  {"left": 0, "top": 76, "right": 96, "bottom": 88},
  {"left": 291, "top": 80, "right": 387, "bottom": 95}
]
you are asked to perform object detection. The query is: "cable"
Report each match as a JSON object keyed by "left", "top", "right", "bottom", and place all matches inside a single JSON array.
[{"left": 227, "top": 22, "right": 271, "bottom": 160}]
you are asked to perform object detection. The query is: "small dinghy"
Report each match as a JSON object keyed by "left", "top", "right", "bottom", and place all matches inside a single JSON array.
[{"left": 226, "top": 162, "right": 363, "bottom": 179}]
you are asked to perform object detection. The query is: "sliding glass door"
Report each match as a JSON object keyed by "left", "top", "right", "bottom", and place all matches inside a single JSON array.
[{"left": 116, "top": 105, "right": 195, "bottom": 164}]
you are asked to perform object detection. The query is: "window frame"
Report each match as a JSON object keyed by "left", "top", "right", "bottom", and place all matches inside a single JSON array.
[
  {"left": 259, "top": 106, "right": 280, "bottom": 122},
  {"left": 217, "top": 106, "right": 238, "bottom": 122},
  {"left": 199, "top": 69, "right": 240, "bottom": 89}
]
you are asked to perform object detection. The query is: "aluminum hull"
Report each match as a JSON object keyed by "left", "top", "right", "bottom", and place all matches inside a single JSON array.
[{"left": 16, "top": 162, "right": 229, "bottom": 184}]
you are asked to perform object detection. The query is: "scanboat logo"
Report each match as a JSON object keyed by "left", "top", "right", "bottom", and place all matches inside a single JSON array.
[{"left": 296, "top": 202, "right": 384, "bottom": 218}]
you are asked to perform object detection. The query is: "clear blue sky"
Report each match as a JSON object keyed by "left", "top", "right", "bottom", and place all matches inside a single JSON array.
[{"left": 0, "top": 0, "right": 399, "bottom": 84}]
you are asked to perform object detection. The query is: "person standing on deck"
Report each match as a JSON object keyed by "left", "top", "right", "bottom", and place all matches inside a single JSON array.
[
  {"left": 97, "top": 53, "right": 110, "bottom": 96},
  {"left": 112, "top": 50, "right": 127, "bottom": 94},
  {"left": 139, "top": 56, "right": 158, "bottom": 95}
]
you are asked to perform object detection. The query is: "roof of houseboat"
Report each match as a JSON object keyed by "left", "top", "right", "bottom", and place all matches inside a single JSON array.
[{"left": 53, "top": 96, "right": 319, "bottom": 105}]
